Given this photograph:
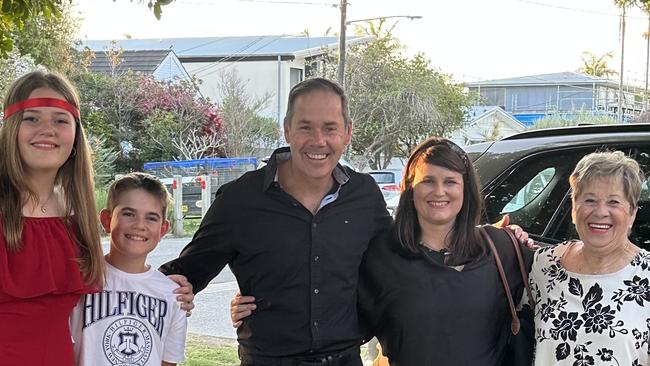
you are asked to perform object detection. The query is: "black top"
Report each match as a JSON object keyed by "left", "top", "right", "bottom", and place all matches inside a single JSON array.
[
  {"left": 359, "top": 225, "right": 534, "bottom": 366},
  {"left": 160, "top": 147, "right": 391, "bottom": 358}
]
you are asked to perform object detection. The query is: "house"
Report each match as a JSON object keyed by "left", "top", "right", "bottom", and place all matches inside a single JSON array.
[
  {"left": 464, "top": 72, "right": 645, "bottom": 125},
  {"left": 82, "top": 36, "right": 373, "bottom": 125},
  {"left": 88, "top": 49, "right": 192, "bottom": 83},
  {"left": 450, "top": 106, "right": 527, "bottom": 146}
]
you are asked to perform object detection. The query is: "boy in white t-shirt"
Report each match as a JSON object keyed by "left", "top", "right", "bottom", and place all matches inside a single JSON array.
[{"left": 71, "top": 172, "right": 187, "bottom": 366}]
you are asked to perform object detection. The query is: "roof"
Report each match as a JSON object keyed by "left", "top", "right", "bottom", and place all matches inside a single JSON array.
[
  {"left": 466, "top": 106, "right": 527, "bottom": 129},
  {"left": 502, "top": 122, "right": 650, "bottom": 140},
  {"left": 465, "top": 72, "right": 611, "bottom": 88},
  {"left": 88, "top": 49, "right": 173, "bottom": 74},
  {"left": 81, "top": 36, "right": 373, "bottom": 60}
]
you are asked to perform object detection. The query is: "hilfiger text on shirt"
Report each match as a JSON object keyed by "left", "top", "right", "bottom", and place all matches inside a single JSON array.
[{"left": 82, "top": 290, "right": 169, "bottom": 337}]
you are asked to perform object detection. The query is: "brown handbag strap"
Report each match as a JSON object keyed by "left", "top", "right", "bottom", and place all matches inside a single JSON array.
[
  {"left": 479, "top": 226, "right": 520, "bottom": 335},
  {"left": 502, "top": 228, "right": 534, "bottom": 308}
]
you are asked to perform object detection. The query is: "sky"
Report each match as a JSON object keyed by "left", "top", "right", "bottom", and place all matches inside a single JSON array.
[{"left": 75, "top": 0, "right": 650, "bottom": 84}]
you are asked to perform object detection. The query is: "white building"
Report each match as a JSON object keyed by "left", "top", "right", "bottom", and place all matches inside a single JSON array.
[
  {"left": 450, "top": 106, "right": 527, "bottom": 146},
  {"left": 82, "top": 36, "right": 373, "bottom": 127}
]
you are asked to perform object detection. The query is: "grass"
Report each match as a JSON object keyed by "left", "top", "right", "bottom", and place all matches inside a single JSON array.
[
  {"left": 180, "top": 334, "right": 375, "bottom": 366},
  {"left": 183, "top": 217, "right": 202, "bottom": 235},
  {"left": 181, "top": 334, "right": 239, "bottom": 366}
]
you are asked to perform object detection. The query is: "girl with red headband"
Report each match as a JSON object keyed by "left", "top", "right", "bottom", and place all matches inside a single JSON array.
[{"left": 0, "top": 71, "right": 104, "bottom": 364}]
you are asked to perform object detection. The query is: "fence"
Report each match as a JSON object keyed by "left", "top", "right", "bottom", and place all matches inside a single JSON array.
[{"left": 143, "top": 157, "right": 257, "bottom": 236}]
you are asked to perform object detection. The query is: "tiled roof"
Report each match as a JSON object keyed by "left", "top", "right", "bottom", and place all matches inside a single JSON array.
[{"left": 88, "top": 49, "right": 171, "bottom": 74}]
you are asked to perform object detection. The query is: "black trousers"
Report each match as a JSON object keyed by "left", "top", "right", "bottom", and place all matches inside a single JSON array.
[{"left": 239, "top": 345, "right": 363, "bottom": 366}]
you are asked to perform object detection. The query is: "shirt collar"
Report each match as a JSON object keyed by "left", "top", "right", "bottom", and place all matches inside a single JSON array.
[{"left": 262, "top": 146, "right": 350, "bottom": 191}]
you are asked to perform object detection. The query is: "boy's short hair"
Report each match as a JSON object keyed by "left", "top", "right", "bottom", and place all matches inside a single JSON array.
[{"left": 106, "top": 173, "right": 171, "bottom": 217}]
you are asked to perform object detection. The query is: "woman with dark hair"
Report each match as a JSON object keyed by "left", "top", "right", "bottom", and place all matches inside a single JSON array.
[{"left": 359, "top": 137, "right": 533, "bottom": 365}]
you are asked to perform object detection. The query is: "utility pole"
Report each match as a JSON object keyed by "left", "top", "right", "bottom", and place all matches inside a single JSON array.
[
  {"left": 337, "top": 0, "right": 347, "bottom": 87},
  {"left": 337, "top": 8, "right": 421, "bottom": 89},
  {"left": 646, "top": 16, "right": 650, "bottom": 110},
  {"left": 618, "top": 6, "right": 626, "bottom": 123}
]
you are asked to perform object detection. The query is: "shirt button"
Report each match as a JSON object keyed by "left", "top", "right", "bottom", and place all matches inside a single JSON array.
[
  {"left": 314, "top": 288, "right": 319, "bottom": 294},
  {"left": 313, "top": 321, "right": 319, "bottom": 327},
  {"left": 314, "top": 255, "right": 319, "bottom": 262},
  {"left": 312, "top": 223, "right": 317, "bottom": 228}
]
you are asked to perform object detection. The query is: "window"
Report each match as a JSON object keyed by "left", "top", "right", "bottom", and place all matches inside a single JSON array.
[
  {"left": 369, "top": 172, "right": 396, "bottom": 184},
  {"left": 483, "top": 144, "right": 650, "bottom": 248},
  {"left": 290, "top": 68, "right": 303, "bottom": 89},
  {"left": 483, "top": 149, "right": 588, "bottom": 241},
  {"left": 502, "top": 167, "right": 556, "bottom": 213}
]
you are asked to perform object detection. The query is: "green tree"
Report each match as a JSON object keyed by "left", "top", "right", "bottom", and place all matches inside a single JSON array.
[
  {"left": 0, "top": 0, "right": 64, "bottom": 58},
  {"left": 87, "top": 134, "right": 119, "bottom": 187},
  {"left": 11, "top": 0, "right": 79, "bottom": 72},
  {"left": 0, "top": 1, "right": 175, "bottom": 58},
  {"left": 578, "top": 51, "right": 617, "bottom": 78},
  {"left": 529, "top": 109, "right": 618, "bottom": 130},
  {"left": 0, "top": 50, "right": 35, "bottom": 97},
  {"left": 613, "top": 0, "right": 637, "bottom": 121}
]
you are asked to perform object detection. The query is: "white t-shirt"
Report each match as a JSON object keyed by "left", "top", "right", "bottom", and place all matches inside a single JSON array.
[
  {"left": 530, "top": 244, "right": 650, "bottom": 366},
  {"left": 70, "top": 261, "right": 187, "bottom": 365}
]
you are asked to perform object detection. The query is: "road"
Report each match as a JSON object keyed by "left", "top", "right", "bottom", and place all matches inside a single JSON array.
[{"left": 102, "top": 237, "right": 238, "bottom": 339}]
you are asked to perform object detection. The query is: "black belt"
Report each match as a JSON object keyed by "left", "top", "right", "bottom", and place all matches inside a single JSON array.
[{"left": 239, "top": 345, "right": 361, "bottom": 366}]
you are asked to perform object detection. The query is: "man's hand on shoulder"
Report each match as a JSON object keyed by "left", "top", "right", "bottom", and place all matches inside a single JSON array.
[
  {"left": 494, "top": 214, "right": 539, "bottom": 250},
  {"left": 167, "top": 274, "right": 195, "bottom": 316}
]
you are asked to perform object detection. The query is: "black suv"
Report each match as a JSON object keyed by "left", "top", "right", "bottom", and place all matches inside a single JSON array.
[{"left": 466, "top": 124, "right": 650, "bottom": 250}]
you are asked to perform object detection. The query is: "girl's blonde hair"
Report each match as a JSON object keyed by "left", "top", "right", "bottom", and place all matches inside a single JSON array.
[{"left": 0, "top": 70, "right": 104, "bottom": 287}]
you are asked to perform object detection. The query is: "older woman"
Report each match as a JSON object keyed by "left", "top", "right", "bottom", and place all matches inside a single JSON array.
[{"left": 530, "top": 151, "right": 650, "bottom": 365}]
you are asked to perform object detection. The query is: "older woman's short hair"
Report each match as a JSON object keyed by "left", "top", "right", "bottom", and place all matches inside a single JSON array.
[{"left": 570, "top": 151, "right": 645, "bottom": 210}]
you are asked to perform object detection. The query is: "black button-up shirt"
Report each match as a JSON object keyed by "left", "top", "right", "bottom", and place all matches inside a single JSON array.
[{"left": 160, "top": 147, "right": 391, "bottom": 358}]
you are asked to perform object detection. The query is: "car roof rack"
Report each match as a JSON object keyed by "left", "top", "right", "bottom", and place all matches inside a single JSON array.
[{"left": 503, "top": 123, "right": 650, "bottom": 140}]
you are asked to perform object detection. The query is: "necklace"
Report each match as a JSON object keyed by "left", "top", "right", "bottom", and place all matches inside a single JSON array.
[
  {"left": 37, "top": 190, "right": 55, "bottom": 214},
  {"left": 419, "top": 240, "right": 450, "bottom": 256},
  {"left": 581, "top": 241, "right": 634, "bottom": 275}
]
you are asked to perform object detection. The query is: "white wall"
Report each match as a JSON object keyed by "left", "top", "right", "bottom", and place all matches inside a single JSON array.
[{"left": 182, "top": 58, "right": 307, "bottom": 135}]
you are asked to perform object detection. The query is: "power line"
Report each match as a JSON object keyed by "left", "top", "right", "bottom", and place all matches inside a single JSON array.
[
  {"left": 195, "top": 35, "right": 286, "bottom": 77},
  {"left": 187, "top": 36, "right": 268, "bottom": 74},
  {"left": 514, "top": 0, "right": 648, "bottom": 21}
]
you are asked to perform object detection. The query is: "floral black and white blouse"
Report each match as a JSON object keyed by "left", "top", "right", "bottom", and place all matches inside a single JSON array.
[{"left": 529, "top": 244, "right": 650, "bottom": 366}]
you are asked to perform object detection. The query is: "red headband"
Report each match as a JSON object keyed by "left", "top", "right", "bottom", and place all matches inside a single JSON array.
[{"left": 3, "top": 98, "right": 80, "bottom": 120}]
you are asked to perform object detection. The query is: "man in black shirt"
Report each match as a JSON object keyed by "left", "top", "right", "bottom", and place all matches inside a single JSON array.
[{"left": 160, "top": 78, "right": 391, "bottom": 365}]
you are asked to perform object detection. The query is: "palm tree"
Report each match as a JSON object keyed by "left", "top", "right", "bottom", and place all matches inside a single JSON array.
[
  {"left": 613, "top": 0, "right": 637, "bottom": 121},
  {"left": 639, "top": 0, "right": 650, "bottom": 108},
  {"left": 578, "top": 51, "right": 618, "bottom": 78}
]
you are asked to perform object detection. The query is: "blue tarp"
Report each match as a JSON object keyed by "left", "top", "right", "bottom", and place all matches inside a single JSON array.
[
  {"left": 513, "top": 113, "right": 545, "bottom": 127},
  {"left": 144, "top": 157, "right": 257, "bottom": 170}
]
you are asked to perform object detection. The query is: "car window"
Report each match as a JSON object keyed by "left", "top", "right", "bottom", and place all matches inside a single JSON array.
[
  {"left": 627, "top": 147, "right": 650, "bottom": 250},
  {"left": 496, "top": 147, "right": 650, "bottom": 249},
  {"left": 369, "top": 172, "right": 395, "bottom": 184},
  {"left": 483, "top": 149, "right": 588, "bottom": 242},
  {"left": 502, "top": 167, "right": 556, "bottom": 213},
  {"left": 548, "top": 147, "right": 650, "bottom": 250}
]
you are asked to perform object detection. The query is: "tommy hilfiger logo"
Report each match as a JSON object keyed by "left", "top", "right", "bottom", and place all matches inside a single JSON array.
[
  {"left": 103, "top": 317, "right": 152, "bottom": 366},
  {"left": 82, "top": 290, "right": 169, "bottom": 337}
]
